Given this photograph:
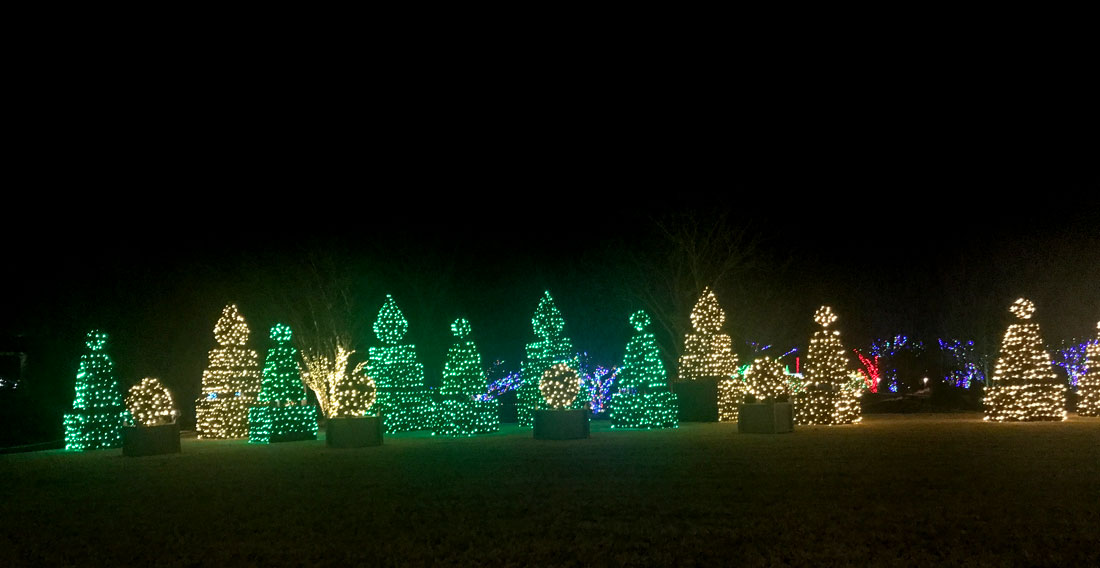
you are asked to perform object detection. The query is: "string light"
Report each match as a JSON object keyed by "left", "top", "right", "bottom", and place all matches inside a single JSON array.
[
  {"left": 64, "top": 330, "right": 126, "bottom": 450},
  {"left": 540, "top": 363, "right": 581, "bottom": 409},
  {"left": 249, "top": 324, "right": 319, "bottom": 443},
  {"left": 474, "top": 361, "right": 522, "bottom": 402},
  {"left": 797, "top": 306, "right": 860, "bottom": 425},
  {"left": 743, "top": 358, "right": 789, "bottom": 403},
  {"left": 368, "top": 295, "right": 435, "bottom": 433},
  {"left": 854, "top": 350, "right": 881, "bottom": 393},
  {"left": 609, "top": 310, "right": 678, "bottom": 429},
  {"left": 434, "top": 318, "right": 499, "bottom": 436},
  {"left": 1053, "top": 338, "right": 1097, "bottom": 389},
  {"left": 938, "top": 339, "right": 986, "bottom": 389},
  {"left": 303, "top": 345, "right": 375, "bottom": 419},
  {"left": 518, "top": 292, "right": 577, "bottom": 427},
  {"left": 196, "top": 305, "right": 261, "bottom": 439},
  {"left": 583, "top": 364, "right": 618, "bottom": 415},
  {"left": 678, "top": 287, "right": 738, "bottom": 382},
  {"left": 1073, "top": 321, "right": 1099, "bottom": 417},
  {"left": 126, "top": 377, "right": 178, "bottom": 426},
  {"left": 983, "top": 298, "right": 1066, "bottom": 422}
]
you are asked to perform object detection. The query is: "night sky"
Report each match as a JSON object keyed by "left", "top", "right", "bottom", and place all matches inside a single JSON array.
[{"left": 2, "top": 140, "right": 1096, "bottom": 438}]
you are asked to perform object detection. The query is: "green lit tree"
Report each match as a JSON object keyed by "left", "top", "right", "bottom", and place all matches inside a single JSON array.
[
  {"left": 610, "top": 311, "right": 678, "bottom": 429},
  {"left": 249, "top": 324, "right": 319, "bottom": 443},
  {"left": 518, "top": 291, "right": 577, "bottom": 427},
  {"left": 368, "top": 294, "right": 435, "bottom": 433},
  {"left": 434, "top": 318, "right": 499, "bottom": 436},
  {"left": 64, "top": 330, "right": 127, "bottom": 450}
]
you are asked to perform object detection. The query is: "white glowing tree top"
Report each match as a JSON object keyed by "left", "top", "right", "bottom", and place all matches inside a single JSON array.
[{"left": 1009, "top": 297, "right": 1035, "bottom": 320}]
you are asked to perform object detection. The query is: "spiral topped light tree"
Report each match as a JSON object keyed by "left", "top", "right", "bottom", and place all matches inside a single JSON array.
[
  {"left": 249, "top": 324, "right": 319, "bottom": 443},
  {"left": 196, "top": 304, "right": 261, "bottom": 439},
  {"left": 983, "top": 298, "right": 1066, "bottom": 421},
  {"left": 518, "top": 291, "right": 577, "bottom": 427},
  {"left": 434, "top": 318, "right": 500, "bottom": 436},
  {"left": 368, "top": 295, "right": 435, "bottom": 433},
  {"left": 796, "top": 306, "right": 861, "bottom": 426},
  {"left": 64, "top": 330, "right": 126, "bottom": 451},
  {"left": 1077, "top": 321, "right": 1100, "bottom": 417},
  {"left": 676, "top": 287, "right": 739, "bottom": 422},
  {"left": 609, "top": 310, "right": 678, "bottom": 429}
]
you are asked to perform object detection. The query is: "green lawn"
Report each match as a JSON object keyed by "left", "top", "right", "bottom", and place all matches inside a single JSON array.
[{"left": 1, "top": 414, "right": 1097, "bottom": 566}]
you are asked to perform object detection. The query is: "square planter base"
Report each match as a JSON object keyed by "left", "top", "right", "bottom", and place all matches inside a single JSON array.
[
  {"left": 738, "top": 403, "right": 794, "bottom": 434},
  {"left": 326, "top": 416, "right": 384, "bottom": 448},
  {"left": 672, "top": 378, "right": 719, "bottom": 422},
  {"left": 122, "top": 423, "right": 181, "bottom": 457},
  {"left": 533, "top": 409, "right": 589, "bottom": 440}
]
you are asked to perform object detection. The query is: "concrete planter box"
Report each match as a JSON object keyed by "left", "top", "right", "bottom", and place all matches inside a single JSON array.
[
  {"left": 533, "top": 409, "right": 589, "bottom": 440},
  {"left": 672, "top": 378, "right": 719, "bottom": 422},
  {"left": 738, "top": 402, "right": 794, "bottom": 434},
  {"left": 122, "top": 423, "right": 180, "bottom": 457},
  {"left": 326, "top": 416, "right": 384, "bottom": 448}
]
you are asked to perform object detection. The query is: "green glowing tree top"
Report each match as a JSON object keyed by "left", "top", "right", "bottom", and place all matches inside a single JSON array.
[
  {"left": 619, "top": 310, "right": 668, "bottom": 393},
  {"left": 257, "top": 323, "right": 309, "bottom": 403},
  {"left": 374, "top": 294, "right": 409, "bottom": 346},
  {"left": 441, "top": 318, "right": 484, "bottom": 400},
  {"left": 532, "top": 291, "right": 566, "bottom": 340}
]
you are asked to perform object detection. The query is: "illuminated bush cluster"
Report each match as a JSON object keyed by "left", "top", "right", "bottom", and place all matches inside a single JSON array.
[
  {"left": 249, "top": 324, "right": 319, "bottom": 443},
  {"left": 609, "top": 310, "right": 678, "bottom": 429},
  {"left": 1078, "top": 322, "right": 1100, "bottom": 417},
  {"left": 984, "top": 299, "right": 1066, "bottom": 422},
  {"left": 126, "top": 377, "right": 178, "bottom": 426},
  {"left": 368, "top": 295, "right": 435, "bottom": 433},
  {"left": 64, "top": 330, "right": 126, "bottom": 451},
  {"left": 434, "top": 318, "right": 499, "bottom": 436},
  {"left": 796, "top": 306, "right": 860, "bottom": 426},
  {"left": 519, "top": 292, "right": 577, "bottom": 426},
  {"left": 743, "top": 357, "right": 789, "bottom": 403},
  {"left": 196, "top": 305, "right": 261, "bottom": 438}
]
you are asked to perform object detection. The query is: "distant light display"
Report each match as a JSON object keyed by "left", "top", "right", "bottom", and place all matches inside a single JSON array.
[
  {"left": 609, "top": 310, "right": 678, "bottom": 429},
  {"left": 126, "top": 377, "right": 178, "bottom": 426},
  {"left": 798, "top": 306, "right": 860, "bottom": 425},
  {"left": 434, "top": 318, "right": 499, "bottom": 436},
  {"left": 474, "top": 361, "right": 522, "bottom": 403},
  {"left": 196, "top": 304, "right": 261, "bottom": 439},
  {"left": 1075, "top": 322, "right": 1100, "bottom": 417},
  {"left": 983, "top": 298, "right": 1065, "bottom": 422},
  {"left": 854, "top": 350, "right": 881, "bottom": 393},
  {"left": 1053, "top": 338, "right": 1097, "bottom": 389},
  {"left": 249, "top": 324, "right": 319, "bottom": 443},
  {"left": 678, "top": 287, "right": 738, "bottom": 382},
  {"left": 368, "top": 295, "right": 435, "bottom": 433},
  {"left": 518, "top": 292, "right": 577, "bottom": 426},
  {"left": 64, "top": 330, "right": 126, "bottom": 451},
  {"left": 581, "top": 359, "right": 618, "bottom": 416},
  {"left": 867, "top": 334, "right": 923, "bottom": 393},
  {"left": 938, "top": 339, "right": 986, "bottom": 389}
]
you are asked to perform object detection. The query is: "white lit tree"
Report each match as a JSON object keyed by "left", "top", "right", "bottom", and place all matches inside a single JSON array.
[
  {"left": 797, "top": 306, "right": 860, "bottom": 425},
  {"left": 1077, "top": 321, "right": 1100, "bottom": 417},
  {"left": 196, "top": 304, "right": 261, "bottom": 438},
  {"left": 984, "top": 298, "right": 1065, "bottom": 421}
]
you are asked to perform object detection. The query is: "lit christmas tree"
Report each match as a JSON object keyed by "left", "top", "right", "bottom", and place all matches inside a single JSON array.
[
  {"left": 249, "top": 324, "right": 319, "bottom": 443},
  {"left": 434, "top": 318, "right": 499, "bottom": 436},
  {"left": 64, "top": 330, "right": 127, "bottom": 450},
  {"left": 368, "top": 294, "right": 435, "bottom": 433},
  {"left": 126, "top": 377, "right": 178, "bottom": 426},
  {"left": 518, "top": 291, "right": 576, "bottom": 427},
  {"left": 1078, "top": 321, "right": 1100, "bottom": 417},
  {"left": 609, "top": 310, "right": 678, "bottom": 429},
  {"left": 984, "top": 298, "right": 1066, "bottom": 421},
  {"left": 678, "top": 287, "right": 738, "bottom": 381},
  {"left": 797, "top": 306, "right": 860, "bottom": 425},
  {"left": 196, "top": 304, "right": 261, "bottom": 438}
]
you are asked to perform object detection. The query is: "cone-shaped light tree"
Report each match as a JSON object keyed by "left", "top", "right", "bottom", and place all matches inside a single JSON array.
[
  {"left": 1077, "top": 321, "right": 1100, "bottom": 417},
  {"left": 984, "top": 298, "right": 1066, "bottom": 421},
  {"left": 368, "top": 294, "right": 435, "bottom": 433},
  {"left": 434, "top": 318, "right": 500, "bottom": 436},
  {"left": 64, "top": 330, "right": 127, "bottom": 450},
  {"left": 249, "top": 324, "right": 319, "bottom": 443},
  {"left": 518, "top": 291, "right": 576, "bottom": 427},
  {"left": 679, "top": 288, "right": 740, "bottom": 421},
  {"left": 797, "top": 306, "right": 860, "bottom": 425},
  {"left": 610, "top": 311, "right": 678, "bottom": 429},
  {"left": 196, "top": 304, "right": 261, "bottom": 438}
]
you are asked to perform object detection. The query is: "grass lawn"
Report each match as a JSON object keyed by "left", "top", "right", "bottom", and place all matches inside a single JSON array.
[{"left": 1, "top": 413, "right": 1097, "bottom": 566}]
